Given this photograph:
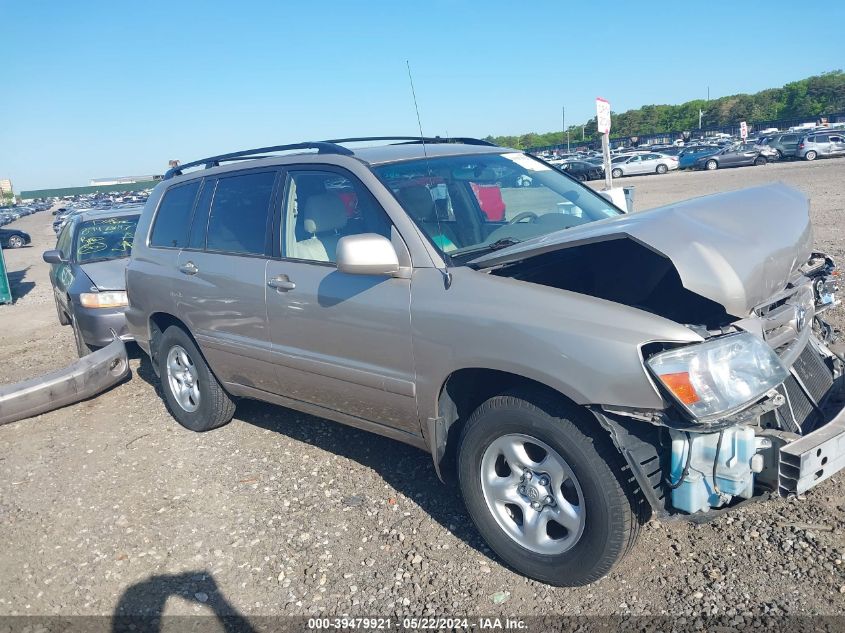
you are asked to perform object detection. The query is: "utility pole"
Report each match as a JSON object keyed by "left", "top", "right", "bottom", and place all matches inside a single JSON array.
[{"left": 562, "top": 106, "right": 565, "bottom": 152}]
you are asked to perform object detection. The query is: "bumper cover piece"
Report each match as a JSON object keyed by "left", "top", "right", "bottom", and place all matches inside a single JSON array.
[
  {"left": 779, "top": 405, "right": 845, "bottom": 495},
  {"left": 0, "top": 337, "right": 129, "bottom": 426}
]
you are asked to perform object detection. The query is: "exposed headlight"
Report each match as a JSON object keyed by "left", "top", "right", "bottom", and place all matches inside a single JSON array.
[
  {"left": 646, "top": 332, "right": 787, "bottom": 420},
  {"left": 79, "top": 291, "right": 128, "bottom": 309}
]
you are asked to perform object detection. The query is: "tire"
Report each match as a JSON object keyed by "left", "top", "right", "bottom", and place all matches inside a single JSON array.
[
  {"left": 71, "top": 313, "right": 95, "bottom": 358},
  {"left": 157, "top": 325, "right": 235, "bottom": 432},
  {"left": 776, "top": 149, "right": 784, "bottom": 160},
  {"left": 705, "top": 159, "right": 718, "bottom": 170},
  {"left": 611, "top": 168, "right": 623, "bottom": 179},
  {"left": 457, "top": 389, "right": 641, "bottom": 586},
  {"left": 576, "top": 173, "right": 588, "bottom": 182},
  {"left": 754, "top": 156, "right": 767, "bottom": 166},
  {"left": 656, "top": 164, "right": 668, "bottom": 174},
  {"left": 6, "top": 235, "right": 24, "bottom": 248},
  {"left": 805, "top": 150, "right": 817, "bottom": 161},
  {"left": 55, "top": 295, "right": 70, "bottom": 326}
]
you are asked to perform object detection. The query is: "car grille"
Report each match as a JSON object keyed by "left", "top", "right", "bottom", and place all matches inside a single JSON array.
[
  {"left": 756, "top": 284, "right": 814, "bottom": 365},
  {"left": 775, "top": 344, "right": 834, "bottom": 434}
]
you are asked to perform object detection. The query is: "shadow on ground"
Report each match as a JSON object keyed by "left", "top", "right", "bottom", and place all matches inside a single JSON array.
[
  {"left": 6, "top": 266, "right": 35, "bottom": 302},
  {"left": 112, "top": 570, "right": 256, "bottom": 632},
  {"left": 134, "top": 354, "right": 491, "bottom": 561}
]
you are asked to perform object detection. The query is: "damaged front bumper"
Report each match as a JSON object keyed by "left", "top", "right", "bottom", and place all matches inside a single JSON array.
[
  {"left": 598, "top": 333, "right": 845, "bottom": 519},
  {"left": 0, "top": 337, "right": 129, "bottom": 426}
]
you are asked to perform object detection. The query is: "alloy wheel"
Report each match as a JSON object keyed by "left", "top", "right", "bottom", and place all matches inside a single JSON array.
[{"left": 166, "top": 345, "right": 201, "bottom": 412}]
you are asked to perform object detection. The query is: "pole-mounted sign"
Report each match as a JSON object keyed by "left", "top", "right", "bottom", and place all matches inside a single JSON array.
[
  {"left": 597, "top": 97, "right": 612, "bottom": 188},
  {"left": 740, "top": 121, "right": 748, "bottom": 140},
  {"left": 596, "top": 97, "right": 611, "bottom": 135}
]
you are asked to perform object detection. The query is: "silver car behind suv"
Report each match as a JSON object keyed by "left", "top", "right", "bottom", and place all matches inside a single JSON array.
[
  {"left": 798, "top": 131, "right": 845, "bottom": 160},
  {"left": 126, "top": 137, "right": 843, "bottom": 586}
]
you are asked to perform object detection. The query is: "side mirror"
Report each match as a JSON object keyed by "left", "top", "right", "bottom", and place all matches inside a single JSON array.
[
  {"left": 42, "top": 249, "right": 66, "bottom": 264},
  {"left": 336, "top": 234, "right": 400, "bottom": 276}
]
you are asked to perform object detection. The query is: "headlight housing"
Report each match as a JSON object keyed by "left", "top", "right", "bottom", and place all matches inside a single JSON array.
[
  {"left": 79, "top": 291, "right": 128, "bottom": 309},
  {"left": 646, "top": 332, "right": 787, "bottom": 421}
]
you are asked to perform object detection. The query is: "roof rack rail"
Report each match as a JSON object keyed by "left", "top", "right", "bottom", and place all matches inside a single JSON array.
[
  {"left": 325, "top": 136, "right": 498, "bottom": 147},
  {"left": 163, "top": 141, "right": 354, "bottom": 180}
]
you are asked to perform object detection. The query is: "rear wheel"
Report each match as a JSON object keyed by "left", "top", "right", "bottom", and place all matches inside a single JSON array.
[
  {"left": 805, "top": 150, "right": 817, "bottom": 161},
  {"left": 611, "top": 168, "right": 623, "bottom": 179},
  {"left": 656, "top": 164, "right": 668, "bottom": 174},
  {"left": 457, "top": 390, "right": 641, "bottom": 586},
  {"left": 576, "top": 173, "right": 588, "bottom": 182},
  {"left": 157, "top": 325, "right": 235, "bottom": 432},
  {"left": 705, "top": 159, "right": 718, "bottom": 170},
  {"left": 754, "top": 156, "right": 767, "bottom": 166}
]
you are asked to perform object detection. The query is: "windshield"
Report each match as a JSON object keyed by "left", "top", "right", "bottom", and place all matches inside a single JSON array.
[
  {"left": 374, "top": 153, "right": 620, "bottom": 262},
  {"left": 75, "top": 215, "right": 139, "bottom": 263}
]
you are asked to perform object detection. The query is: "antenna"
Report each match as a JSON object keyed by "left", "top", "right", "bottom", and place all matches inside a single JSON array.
[
  {"left": 406, "top": 60, "right": 429, "bottom": 160},
  {"left": 405, "top": 60, "right": 451, "bottom": 288}
]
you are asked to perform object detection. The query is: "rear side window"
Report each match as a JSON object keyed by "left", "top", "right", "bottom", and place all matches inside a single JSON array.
[
  {"left": 206, "top": 171, "right": 276, "bottom": 255},
  {"left": 782, "top": 135, "right": 797, "bottom": 142},
  {"left": 150, "top": 181, "right": 200, "bottom": 248}
]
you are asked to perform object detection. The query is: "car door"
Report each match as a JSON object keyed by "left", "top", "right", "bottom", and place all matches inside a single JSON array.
[
  {"left": 51, "top": 219, "right": 77, "bottom": 317},
  {"left": 829, "top": 135, "right": 845, "bottom": 156},
  {"left": 264, "top": 166, "right": 418, "bottom": 433},
  {"left": 625, "top": 155, "right": 644, "bottom": 174},
  {"left": 781, "top": 134, "right": 799, "bottom": 156},
  {"left": 167, "top": 170, "right": 282, "bottom": 394}
]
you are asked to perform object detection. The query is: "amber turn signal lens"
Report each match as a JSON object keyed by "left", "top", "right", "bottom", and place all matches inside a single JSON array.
[{"left": 659, "top": 372, "right": 700, "bottom": 405}]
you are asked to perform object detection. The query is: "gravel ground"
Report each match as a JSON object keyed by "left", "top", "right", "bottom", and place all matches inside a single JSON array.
[{"left": 1, "top": 159, "right": 844, "bottom": 623}]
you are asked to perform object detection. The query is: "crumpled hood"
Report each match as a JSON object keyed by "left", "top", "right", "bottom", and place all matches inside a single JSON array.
[
  {"left": 471, "top": 183, "right": 813, "bottom": 317},
  {"left": 79, "top": 259, "right": 128, "bottom": 291}
]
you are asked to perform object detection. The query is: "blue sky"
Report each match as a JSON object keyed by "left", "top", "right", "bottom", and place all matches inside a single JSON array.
[{"left": 2, "top": 0, "right": 843, "bottom": 191}]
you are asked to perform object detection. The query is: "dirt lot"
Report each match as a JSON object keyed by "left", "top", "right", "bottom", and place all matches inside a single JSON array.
[{"left": 1, "top": 159, "right": 844, "bottom": 623}]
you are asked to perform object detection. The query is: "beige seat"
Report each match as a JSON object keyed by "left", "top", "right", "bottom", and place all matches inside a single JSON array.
[{"left": 293, "top": 193, "right": 348, "bottom": 262}]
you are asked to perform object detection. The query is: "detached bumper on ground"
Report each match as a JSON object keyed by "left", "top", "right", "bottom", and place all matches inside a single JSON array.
[{"left": 0, "top": 337, "right": 129, "bottom": 426}]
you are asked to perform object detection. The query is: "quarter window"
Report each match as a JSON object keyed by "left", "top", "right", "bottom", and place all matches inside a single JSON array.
[
  {"left": 206, "top": 171, "right": 276, "bottom": 255},
  {"left": 150, "top": 181, "right": 201, "bottom": 248}
]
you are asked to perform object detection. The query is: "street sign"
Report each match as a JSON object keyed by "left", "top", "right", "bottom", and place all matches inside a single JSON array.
[
  {"left": 0, "top": 244, "right": 11, "bottom": 305},
  {"left": 740, "top": 121, "right": 748, "bottom": 140},
  {"left": 596, "top": 97, "right": 611, "bottom": 135}
]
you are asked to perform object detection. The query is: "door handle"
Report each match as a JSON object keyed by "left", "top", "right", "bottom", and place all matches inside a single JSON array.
[
  {"left": 267, "top": 275, "right": 296, "bottom": 291},
  {"left": 178, "top": 261, "right": 199, "bottom": 275}
]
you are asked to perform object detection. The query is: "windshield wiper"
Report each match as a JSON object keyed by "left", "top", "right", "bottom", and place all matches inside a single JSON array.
[{"left": 453, "top": 237, "right": 523, "bottom": 259}]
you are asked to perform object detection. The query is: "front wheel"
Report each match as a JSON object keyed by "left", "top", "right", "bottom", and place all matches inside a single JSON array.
[
  {"left": 457, "top": 390, "right": 641, "bottom": 586},
  {"left": 705, "top": 159, "right": 718, "bottom": 170},
  {"left": 6, "top": 235, "right": 24, "bottom": 248},
  {"left": 611, "top": 168, "right": 623, "bottom": 178},
  {"left": 754, "top": 156, "right": 767, "bottom": 166},
  {"left": 805, "top": 150, "right": 817, "bottom": 161},
  {"left": 157, "top": 325, "right": 235, "bottom": 432},
  {"left": 71, "top": 313, "right": 95, "bottom": 358}
]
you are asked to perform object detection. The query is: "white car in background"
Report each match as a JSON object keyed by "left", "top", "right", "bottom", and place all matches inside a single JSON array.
[{"left": 610, "top": 152, "right": 679, "bottom": 177}]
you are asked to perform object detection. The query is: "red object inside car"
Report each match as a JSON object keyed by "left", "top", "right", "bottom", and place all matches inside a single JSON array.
[{"left": 470, "top": 183, "right": 506, "bottom": 221}]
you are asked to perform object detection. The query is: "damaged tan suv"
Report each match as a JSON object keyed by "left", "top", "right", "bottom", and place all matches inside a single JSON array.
[{"left": 125, "top": 137, "right": 843, "bottom": 586}]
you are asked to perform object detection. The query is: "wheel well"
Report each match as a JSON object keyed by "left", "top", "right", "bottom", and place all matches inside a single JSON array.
[
  {"left": 435, "top": 368, "right": 585, "bottom": 482},
  {"left": 148, "top": 313, "right": 191, "bottom": 373}
]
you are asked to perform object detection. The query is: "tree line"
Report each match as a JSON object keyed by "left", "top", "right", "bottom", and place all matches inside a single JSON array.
[{"left": 485, "top": 70, "right": 845, "bottom": 149}]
